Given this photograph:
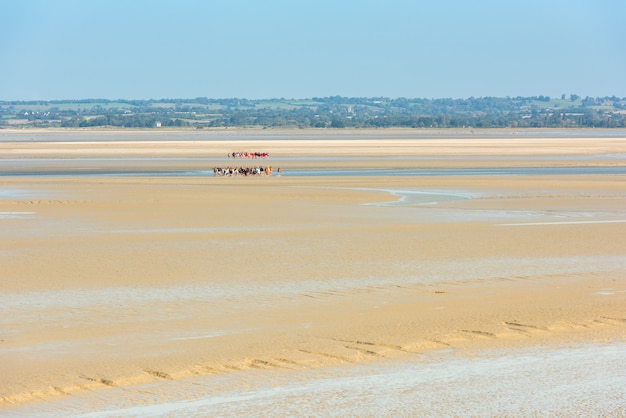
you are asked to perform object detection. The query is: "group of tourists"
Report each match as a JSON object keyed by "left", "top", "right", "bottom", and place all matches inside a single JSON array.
[
  {"left": 214, "top": 151, "right": 280, "bottom": 176},
  {"left": 228, "top": 151, "right": 270, "bottom": 159},
  {"left": 213, "top": 166, "right": 280, "bottom": 176}
]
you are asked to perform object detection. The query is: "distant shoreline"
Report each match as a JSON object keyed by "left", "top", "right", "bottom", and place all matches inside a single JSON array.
[
  {"left": 2, "top": 126, "right": 626, "bottom": 137},
  {"left": 3, "top": 96, "right": 625, "bottom": 129}
]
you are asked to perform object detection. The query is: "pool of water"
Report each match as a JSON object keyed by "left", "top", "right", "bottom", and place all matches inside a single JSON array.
[{"left": 1, "top": 165, "right": 626, "bottom": 177}]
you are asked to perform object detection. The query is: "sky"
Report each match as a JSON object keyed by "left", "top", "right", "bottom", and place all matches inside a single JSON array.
[{"left": 1, "top": 0, "right": 625, "bottom": 100}]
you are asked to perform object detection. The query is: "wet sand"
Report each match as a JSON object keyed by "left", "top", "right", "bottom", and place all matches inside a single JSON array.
[{"left": 1, "top": 129, "right": 625, "bottom": 415}]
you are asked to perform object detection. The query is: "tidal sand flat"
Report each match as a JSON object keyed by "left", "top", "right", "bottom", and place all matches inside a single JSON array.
[{"left": 1, "top": 129, "right": 625, "bottom": 416}]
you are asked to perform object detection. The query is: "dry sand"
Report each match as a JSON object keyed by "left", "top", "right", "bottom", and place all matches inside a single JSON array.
[{"left": 1, "top": 129, "right": 625, "bottom": 415}]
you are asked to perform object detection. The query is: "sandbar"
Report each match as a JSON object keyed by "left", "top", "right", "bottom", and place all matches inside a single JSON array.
[{"left": 1, "top": 129, "right": 625, "bottom": 415}]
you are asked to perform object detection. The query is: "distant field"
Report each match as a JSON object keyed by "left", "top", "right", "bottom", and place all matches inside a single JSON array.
[
  {"left": 254, "top": 100, "right": 321, "bottom": 109},
  {"left": 5, "top": 102, "right": 138, "bottom": 111}
]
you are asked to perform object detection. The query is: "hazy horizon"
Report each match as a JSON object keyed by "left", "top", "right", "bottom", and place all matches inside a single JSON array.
[
  {"left": 3, "top": 94, "right": 622, "bottom": 103},
  {"left": 2, "top": 0, "right": 625, "bottom": 101}
]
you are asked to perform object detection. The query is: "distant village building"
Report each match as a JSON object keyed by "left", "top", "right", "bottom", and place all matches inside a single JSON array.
[{"left": 154, "top": 121, "right": 162, "bottom": 128}]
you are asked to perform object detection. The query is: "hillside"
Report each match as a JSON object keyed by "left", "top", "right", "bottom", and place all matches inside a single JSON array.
[{"left": 2, "top": 95, "right": 625, "bottom": 129}]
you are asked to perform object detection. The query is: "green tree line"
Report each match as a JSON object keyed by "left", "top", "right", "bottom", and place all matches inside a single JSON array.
[{"left": 1, "top": 95, "right": 625, "bottom": 129}]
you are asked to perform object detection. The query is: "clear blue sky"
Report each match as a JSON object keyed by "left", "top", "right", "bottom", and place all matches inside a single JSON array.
[{"left": 1, "top": 0, "right": 625, "bottom": 100}]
